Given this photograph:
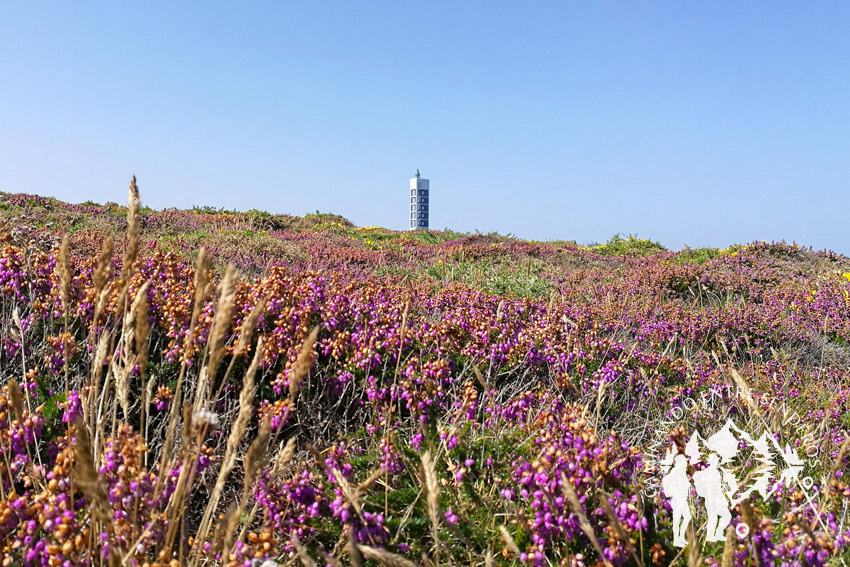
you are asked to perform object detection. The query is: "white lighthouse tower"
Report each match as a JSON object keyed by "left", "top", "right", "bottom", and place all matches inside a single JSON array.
[{"left": 409, "top": 170, "right": 429, "bottom": 230}]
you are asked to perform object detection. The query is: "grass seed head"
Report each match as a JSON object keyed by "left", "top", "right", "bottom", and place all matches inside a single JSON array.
[
  {"left": 234, "top": 297, "right": 267, "bottom": 357},
  {"left": 71, "top": 418, "right": 111, "bottom": 522},
  {"left": 57, "top": 235, "right": 71, "bottom": 314},
  {"left": 421, "top": 450, "right": 440, "bottom": 547},
  {"left": 94, "top": 235, "right": 114, "bottom": 294},
  {"left": 208, "top": 264, "right": 238, "bottom": 371},
  {"left": 242, "top": 417, "right": 272, "bottom": 501},
  {"left": 499, "top": 525, "right": 521, "bottom": 556},
  {"left": 121, "top": 176, "right": 141, "bottom": 282},
  {"left": 357, "top": 545, "right": 419, "bottom": 567},
  {"left": 7, "top": 378, "right": 24, "bottom": 420},
  {"left": 289, "top": 326, "right": 319, "bottom": 406}
]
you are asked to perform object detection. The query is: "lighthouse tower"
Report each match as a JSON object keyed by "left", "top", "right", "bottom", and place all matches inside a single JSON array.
[{"left": 409, "top": 170, "right": 429, "bottom": 230}]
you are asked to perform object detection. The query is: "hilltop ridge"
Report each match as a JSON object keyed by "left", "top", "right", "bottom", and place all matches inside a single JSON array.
[{"left": 3, "top": 191, "right": 844, "bottom": 287}]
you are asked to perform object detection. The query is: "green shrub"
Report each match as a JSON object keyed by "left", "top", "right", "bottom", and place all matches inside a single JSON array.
[{"left": 590, "top": 233, "right": 666, "bottom": 257}]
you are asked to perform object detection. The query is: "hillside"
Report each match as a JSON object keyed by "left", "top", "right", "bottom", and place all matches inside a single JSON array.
[{"left": 1, "top": 183, "right": 849, "bottom": 566}]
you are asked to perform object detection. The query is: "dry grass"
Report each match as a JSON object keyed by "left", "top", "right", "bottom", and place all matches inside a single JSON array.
[
  {"left": 2, "top": 178, "right": 849, "bottom": 567},
  {"left": 421, "top": 450, "right": 441, "bottom": 561},
  {"left": 195, "top": 336, "right": 264, "bottom": 548},
  {"left": 560, "top": 474, "right": 613, "bottom": 567},
  {"left": 289, "top": 326, "right": 320, "bottom": 406},
  {"left": 71, "top": 418, "right": 112, "bottom": 525},
  {"left": 358, "top": 545, "right": 420, "bottom": 567}
]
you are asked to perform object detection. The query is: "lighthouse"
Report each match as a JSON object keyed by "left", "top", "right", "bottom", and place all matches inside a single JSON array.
[{"left": 409, "top": 169, "right": 429, "bottom": 230}]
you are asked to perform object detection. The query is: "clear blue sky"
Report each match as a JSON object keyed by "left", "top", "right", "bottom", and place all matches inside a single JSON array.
[{"left": 2, "top": 2, "right": 848, "bottom": 252}]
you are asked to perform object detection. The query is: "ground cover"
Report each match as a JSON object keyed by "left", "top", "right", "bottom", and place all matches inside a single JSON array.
[{"left": 0, "top": 182, "right": 848, "bottom": 566}]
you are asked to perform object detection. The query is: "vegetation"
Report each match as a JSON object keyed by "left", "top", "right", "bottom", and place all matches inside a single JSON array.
[
  {"left": 586, "top": 233, "right": 667, "bottom": 257},
  {"left": 0, "top": 183, "right": 849, "bottom": 566}
]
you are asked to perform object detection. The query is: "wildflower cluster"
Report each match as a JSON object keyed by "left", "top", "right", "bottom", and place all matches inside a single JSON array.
[{"left": 0, "top": 186, "right": 848, "bottom": 566}]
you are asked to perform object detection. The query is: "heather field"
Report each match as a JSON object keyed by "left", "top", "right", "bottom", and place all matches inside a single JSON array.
[{"left": 1, "top": 180, "right": 850, "bottom": 567}]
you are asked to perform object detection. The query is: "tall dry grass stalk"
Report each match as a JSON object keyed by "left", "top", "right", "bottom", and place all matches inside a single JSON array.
[
  {"left": 289, "top": 326, "right": 320, "bottom": 405},
  {"left": 499, "top": 525, "right": 521, "bottom": 557},
  {"left": 599, "top": 492, "right": 643, "bottom": 567},
  {"left": 8, "top": 376, "right": 44, "bottom": 490},
  {"left": 220, "top": 325, "right": 319, "bottom": 555},
  {"left": 356, "top": 467, "right": 386, "bottom": 495},
  {"left": 115, "top": 281, "right": 150, "bottom": 419},
  {"left": 154, "top": 248, "right": 213, "bottom": 504},
  {"left": 242, "top": 418, "right": 272, "bottom": 501},
  {"left": 234, "top": 297, "right": 267, "bottom": 357},
  {"left": 73, "top": 416, "right": 122, "bottom": 567},
  {"left": 212, "top": 503, "right": 240, "bottom": 558},
  {"left": 195, "top": 337, "right": 264, "bottom": 549},
  {"left": 207, "top": 264, "right": 238, "bottom": 371},
  {"left": 357, "top": 545, "right": 419, "bottom": 567},
  {"left": 88, "top": 328, "right": 113, "bottom": 428},
  {"left": 7, "top": 378, "right": 24, "bottom": 421},
  {"left": 163, "top": 402, "right": 210, "bottom": 552},
  {"left": 192, "top": 264, "right": 237, "bottom": 416},
  {"left": 219, "top": 434, "right": 298, "bottom": 561},
  {"left": 87, "top": 178, "right": 143, "bottom": 456},
  {"left": 215, "top": 418, "right": 274, "bottom": 562},
  {"left": 270, "top": 436, "right": 297, "bottom": 482},
  {"left": 421, "top": 450, "right": 440, "bottom": 562},
  {"left": 121, "top": 177, "right": 140, "bottom": 281},
  {"left": 208, "top": 295, "right": 268, "bottom": 413},
  {"left": 686, "top": 522, "right": 701, "bottom": 567},
  {"left": 292, "top": 534, "right": 319, "bottom": 567},
  {"left": 347, "top": 530, "right": 364, "bottom": 567},
  {"left": 71, "top": 418, "right": 111, "bottom": 523},
  {"left": 91, "top": 235, "right": 115, "bottom": 328},
  {"left": 729, "top": 367, "right": 762, "bottom": 420},
  {"left": 333, "top": 468, "right": 364, "bottom": 522},
  {"left": 473, "top": 366, "right": 498, "bottom": 409},
  {"left": 721, "top": 525, "right": 736, "bottom": 567},
  {"left": 93, "top": 235, "right": 114, "bottom": 295},
  {"left": 188, "top": 247, "right": 213, "bottom": 347},
  {"left": 115, "top": 177, "right": 141, "bottom": 317},
  {"left": 57, "top": 235, "right": 71, "bottom": 317},
  {"left": 559, "top": 474, "right": 613, "bottom": 567}
]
